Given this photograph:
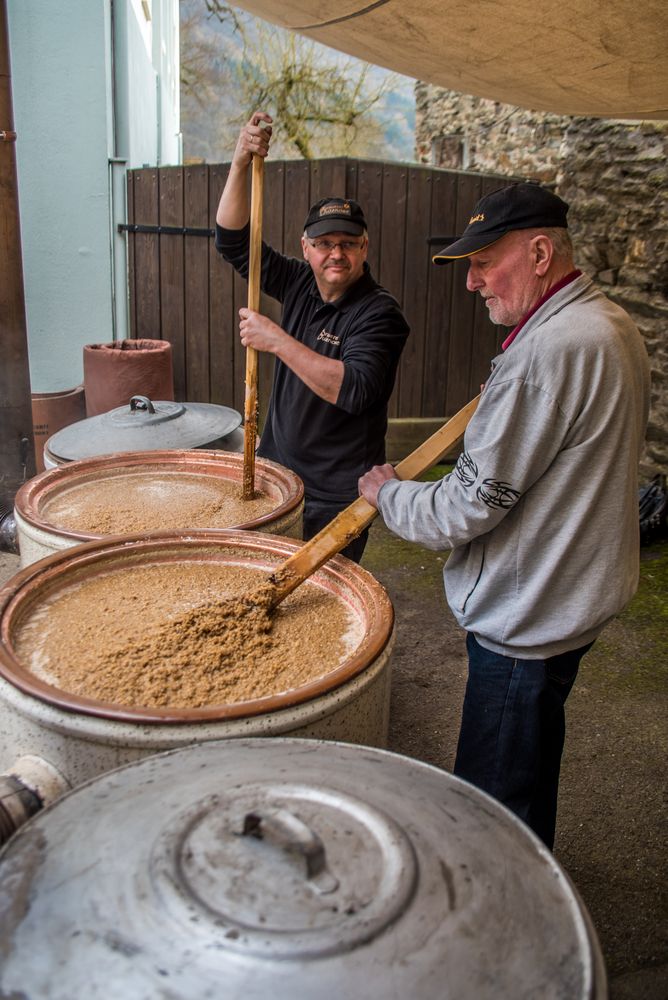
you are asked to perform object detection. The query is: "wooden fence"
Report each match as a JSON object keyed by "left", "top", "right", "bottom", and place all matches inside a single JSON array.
[{"left": 125, "top": 158, "right": 507, "bottom": 424}]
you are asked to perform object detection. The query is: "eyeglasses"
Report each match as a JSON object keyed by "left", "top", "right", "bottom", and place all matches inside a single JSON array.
[{"left": 306, "top": 238, "right": 365, "bottom": 253}]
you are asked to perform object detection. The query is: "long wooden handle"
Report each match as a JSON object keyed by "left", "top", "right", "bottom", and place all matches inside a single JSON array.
[
  {"left": 242, "top": 153, "right": 264, "bottom": 500},
  {"left": 265, "top": 394, "right": 480, "bottom": 608}
]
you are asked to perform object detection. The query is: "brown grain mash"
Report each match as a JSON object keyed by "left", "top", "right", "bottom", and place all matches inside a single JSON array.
[
  {"left": 42, "top": 471, "right": 278, "bottom": 534},
  {"left": 13, "top": 561, "right": 363, "bottom": 709}
]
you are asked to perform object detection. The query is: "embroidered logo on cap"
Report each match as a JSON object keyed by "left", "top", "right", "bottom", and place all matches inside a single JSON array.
[
  {"left": 320, "top": 202, "right": 351, "bottom": 217},
  {"left": 469, "top": 212, "right": 485, "bottom": 224}
]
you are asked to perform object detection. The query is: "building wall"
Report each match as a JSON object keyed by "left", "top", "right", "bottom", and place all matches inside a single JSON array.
[
  {"left": 114, "top": 0, "right": 180, "bottom": 169},
  {"left": 8, "top": 0, "right": 113, "bottom": 393},
  {"left": 416, "top": 85, "right": 668, "bottom": 476},
  {"left": 7, "top": 0, "right": 180, "bottom": 394}
]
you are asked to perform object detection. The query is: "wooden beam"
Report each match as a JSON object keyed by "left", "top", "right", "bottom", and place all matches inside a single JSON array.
[{"left": 0, "top": 0, "right": 36, "bottom": 508}]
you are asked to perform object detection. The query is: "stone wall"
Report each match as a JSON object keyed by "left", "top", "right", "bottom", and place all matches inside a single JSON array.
[{"left": 416, "top": 85, "right": 668, "bottom": 477}]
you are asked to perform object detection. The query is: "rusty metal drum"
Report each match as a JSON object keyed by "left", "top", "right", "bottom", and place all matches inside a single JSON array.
[{"left": 0, "top": 737, "right": 607, "bottom": 999}]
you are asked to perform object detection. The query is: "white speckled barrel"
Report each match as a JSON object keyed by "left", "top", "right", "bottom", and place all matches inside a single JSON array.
[{"left": 14, "top": 450, "right": 304, "bottom": 566}]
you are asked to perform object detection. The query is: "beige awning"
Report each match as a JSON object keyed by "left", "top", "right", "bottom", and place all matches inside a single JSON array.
[{"left": 231, "top": 0, "right": 667, "bottom": 119}]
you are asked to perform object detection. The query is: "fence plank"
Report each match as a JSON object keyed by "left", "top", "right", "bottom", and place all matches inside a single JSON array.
[
  {"left": 356, "top": 159, "right": 383, "bottom": 277},
  {"left": 257, "top": 161, "right": 285, "bottom": 425},
  {"left": 284, "top": 160, "right": 311, "bottom": 258},
  {"left": 398, "top": 165, "right": 433, "bottom": 416},
  {"left": 345, "top": 160, "right": 358, "bottom": 204},
  {"left": 378, "top": 163, "right": 408, "bottom": 417},
  {"left": 158, "top": 166, "right": 185, "bottom": 400},
  {"left": 446, "top": 172, "right": 485, "bottom": 412},
  {"left": 424, "top": 170, "right": 458, "bottom": 416},
  {"left": 183, "top": 165, "right": 210, "bottom": 401},
  {"left": 208, "top": 163, "right": 236, "bottom": 409},
  {"left": 310, "top": 157, "right": 348, "bottom": 205},
  {"left": 126, "top": 171, "right": 137, "bottom": 346},
  {"left": 263, "top": 162, "right": 285, "bottom": 253},
  {"left": 132, "top": 168, "right": 160, "bottom": 342},
  {"left": 468, "top": 173, "right": 508, "bottom": 395},
  {"left": 232, "top": 268, "right": 247, "bottom": 414}
]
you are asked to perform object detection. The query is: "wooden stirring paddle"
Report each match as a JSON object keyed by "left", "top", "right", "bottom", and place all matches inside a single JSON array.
[
  {"left": 259, "top": 393, "right": 480, "bottom": 610},
  {"left": 241, "top": 132, "right": 266, "bottom": 501}
]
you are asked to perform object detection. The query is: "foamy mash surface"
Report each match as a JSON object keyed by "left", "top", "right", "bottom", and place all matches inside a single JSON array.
[
  {"left": 14, "top": 561, "right": 364, "bottom": 709},
  {"left": 42, "top": 471, "right": 277, "bottom": 533}
]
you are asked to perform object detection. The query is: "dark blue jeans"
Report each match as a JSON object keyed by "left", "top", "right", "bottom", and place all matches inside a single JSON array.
[
  {"left": 454, "top": 633, "right": 594, "bottom": 849},
  {"left": 302, "top": 497, "right": 369, "bottom": 564}
]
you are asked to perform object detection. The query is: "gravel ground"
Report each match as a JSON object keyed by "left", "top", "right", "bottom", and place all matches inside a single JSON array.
[{"left": 1, "top": 523, "right": 665, "bottom": 998}]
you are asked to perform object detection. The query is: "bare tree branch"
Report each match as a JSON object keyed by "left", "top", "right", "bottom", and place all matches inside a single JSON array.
[{"left": 181, "top": 0, "right": 399, "bottom": 160}]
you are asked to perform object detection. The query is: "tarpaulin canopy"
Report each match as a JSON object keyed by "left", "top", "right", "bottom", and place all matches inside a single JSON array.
[{"left": 231, "top": 0, "right": 667, "bottom": 119}]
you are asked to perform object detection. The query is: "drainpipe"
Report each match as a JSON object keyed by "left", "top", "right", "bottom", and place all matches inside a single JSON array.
[
  {"left": 109, "top": 155, "right": 128, "bottom": 343},
  {"left": 108, "top": 0, "right": 128, "bottom": 343}
]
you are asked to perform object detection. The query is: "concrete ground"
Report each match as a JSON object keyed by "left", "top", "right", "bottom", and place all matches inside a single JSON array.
[
  {"left": 362, "top": 519, "right": 667, "bottom": 1000},
  {"left": 0, "top": 524, "right": 665, "bottom": 998}
]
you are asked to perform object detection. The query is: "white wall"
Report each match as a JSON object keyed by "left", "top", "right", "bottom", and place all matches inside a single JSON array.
[
  {"left": 115, "top": 0, "right": 181, "bottom": 168},
  {"left": 7, "top": 0, "right": 180, "bottom": 394}
]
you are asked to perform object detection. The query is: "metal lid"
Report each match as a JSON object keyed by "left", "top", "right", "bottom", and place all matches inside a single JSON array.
[
  {"left": 0, "top": 739, "right": 605, "bottom": 999},
  {"left": 45, "top": 395, "right": 242, "bottom": 462}
]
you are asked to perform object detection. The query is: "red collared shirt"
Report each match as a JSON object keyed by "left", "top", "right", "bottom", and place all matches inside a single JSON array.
[{"left": 501, "top": 270, "right": 582, "bottom": 351}]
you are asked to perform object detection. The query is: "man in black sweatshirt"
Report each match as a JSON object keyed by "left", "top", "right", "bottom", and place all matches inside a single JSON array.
[{"left": 215, "top": 110, "right": 409, "bottom": 561}]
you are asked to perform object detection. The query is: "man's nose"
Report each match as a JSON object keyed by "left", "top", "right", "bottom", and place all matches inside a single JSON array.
[{"left": 466, "top": 265, "right": 483, "bottom": 292}]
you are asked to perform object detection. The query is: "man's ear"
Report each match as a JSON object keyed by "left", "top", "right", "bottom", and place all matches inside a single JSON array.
[
  {"left": 301, "top": 235, "right": 309, "bottom": 261},
  {"left": 532, "top": 235, "right": 553, "bottom": 276}
]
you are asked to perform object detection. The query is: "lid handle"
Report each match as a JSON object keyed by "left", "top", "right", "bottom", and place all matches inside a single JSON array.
[
  {"left": 240, "top": 808, "right": 339, "bottom": 895},
  {"left": 129, "top": 395, "right": 156, "bottom": 414}
]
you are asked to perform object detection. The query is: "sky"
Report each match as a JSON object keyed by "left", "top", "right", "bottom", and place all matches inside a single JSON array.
[{"left": 180, "top": 0, "right": 417, "bottom": 163}]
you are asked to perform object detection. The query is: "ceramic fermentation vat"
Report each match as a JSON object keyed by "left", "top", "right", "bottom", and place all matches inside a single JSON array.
[
  {"left": 14, "top": 450, "right": 304, "bottom": 566},
  {"left": 0, "top": 532, "right": 394, "bottom": 786}
]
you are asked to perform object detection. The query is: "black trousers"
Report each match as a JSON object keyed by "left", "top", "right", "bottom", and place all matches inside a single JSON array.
[
  {"left": 302, "top": 496, "right": 369, "bottom": 564},
  {"left": 454, "top": 633, "right": 594, "bottom": 849}
]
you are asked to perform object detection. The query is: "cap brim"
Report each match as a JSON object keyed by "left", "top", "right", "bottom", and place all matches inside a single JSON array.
[
  {"left": 432, "top": 231, "right": 506, "bottom": 265},
  {"left": 305, "top": 219, "right": 365, "bottom": 238}
]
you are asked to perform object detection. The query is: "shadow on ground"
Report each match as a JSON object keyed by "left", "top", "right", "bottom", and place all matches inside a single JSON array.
[{"left": 362, "top": 520, "right": 667, "bottom": 1000}]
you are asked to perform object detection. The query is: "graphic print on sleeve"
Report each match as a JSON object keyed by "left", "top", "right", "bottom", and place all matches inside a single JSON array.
[
  {"left": 454, "top": 452, "right": 477, "bottom": 487},
  {"left": 476, "top": 480, "right": 521, "bottom": 509},
  {"left": 455, "top": 452, "right": 520, "bottom": 509}
]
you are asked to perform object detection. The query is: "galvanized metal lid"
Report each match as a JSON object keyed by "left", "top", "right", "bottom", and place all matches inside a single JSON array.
[
  {"left": 45, "top": 395, "right": 242, "bottom": 462},
  {"left": 0, "top": 739, "right": 605, "bottom": 999}
]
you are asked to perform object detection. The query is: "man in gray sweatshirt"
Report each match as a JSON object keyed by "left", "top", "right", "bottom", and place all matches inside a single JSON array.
[{"left": 359, "top": 182, "right": 650, "bottom": 848}]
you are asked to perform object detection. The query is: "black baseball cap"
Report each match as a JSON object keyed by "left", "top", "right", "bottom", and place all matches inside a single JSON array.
[
  {"left": 304, "top": 198, "right": 366, "bottom": 238},
  {"left": 432, "top": 182, "right": 569, "bottom": 264}
]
